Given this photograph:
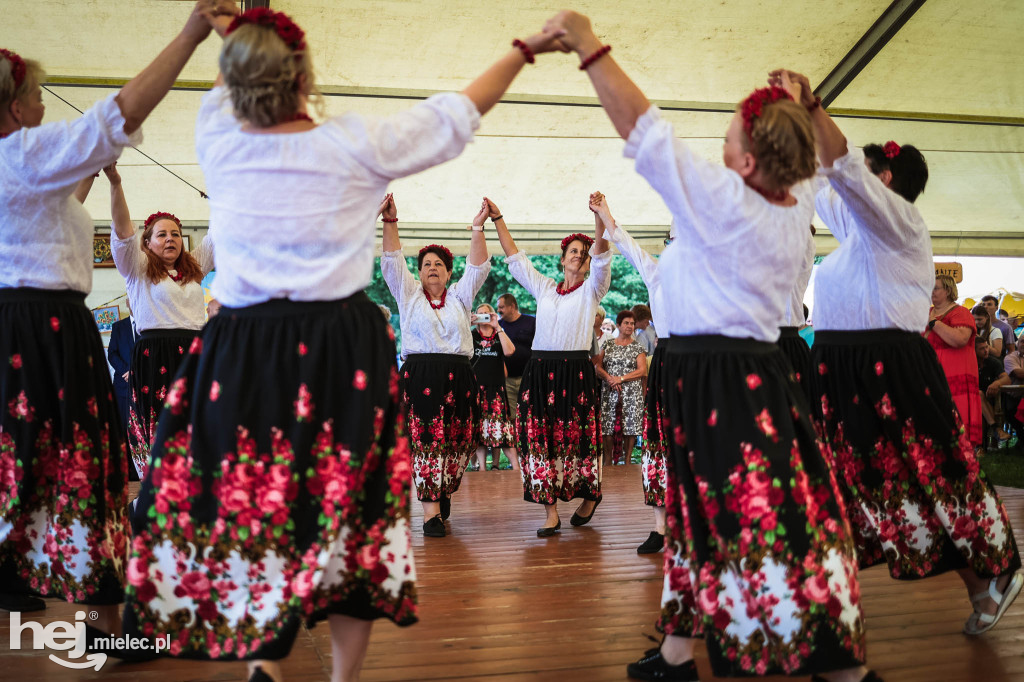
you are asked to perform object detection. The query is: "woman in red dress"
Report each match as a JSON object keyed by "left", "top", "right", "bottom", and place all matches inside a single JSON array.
[{"left": 926, "top": 274, "right": 981, "bottom": 448}]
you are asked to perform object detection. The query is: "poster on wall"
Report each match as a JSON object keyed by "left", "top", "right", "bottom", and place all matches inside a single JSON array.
[{"left": 93, "top": 305, "right": 120, "bottom": 332}]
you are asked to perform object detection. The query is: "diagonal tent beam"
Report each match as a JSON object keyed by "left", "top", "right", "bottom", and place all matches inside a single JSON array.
[
  {"left": 814, "top": 0, "right": 928, "bottom": 108},
  {"left": 242, "top": 0, "right": 271, "bottom": 9}
]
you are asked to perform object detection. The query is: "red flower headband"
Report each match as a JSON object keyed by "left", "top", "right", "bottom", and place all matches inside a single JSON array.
[
  {"left": 0, "top": 48, "right": 26, "bottom": 89},
  {"left": 226, "top": 8, "right": 307, "bottom": 52},
  {"left": 144, "top": 212, "right": 182, "bottom": 230},
  {"left": 740, "top": 86, "right": 794, "bottom": 138},
  {"left": 419, "top": 244, "right": 453, "bottom": 266},
  {"left": 561, "top": 233, "right": 594, "bottom": 252},
  {"left": 883, "top": 141, "right": 901, "bottom": 159}
]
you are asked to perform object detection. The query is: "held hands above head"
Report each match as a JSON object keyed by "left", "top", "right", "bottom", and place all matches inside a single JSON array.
[
  {"left": 767, "top": 69, "right": 816, "bottom": 110},
  {"left": 182, "top": 0, "right": 239, "bottom": 46},
  {"left": 484, "top": 197, "right": 502, "bottom": 221},
  {"left": 588, "top": 191, "right": 613, "bottom": 226},
  {"left": 543, "top": 11, "right": 602, "bottom": 56},
  {"left": 378, "top": 193, "right": 397, "bottom": 221},
  {"left": 469, "top": 199, "right": 488, "bottom": 230},
  {"left": 102, "top": 162, "right": 120, "bottom": 185}
]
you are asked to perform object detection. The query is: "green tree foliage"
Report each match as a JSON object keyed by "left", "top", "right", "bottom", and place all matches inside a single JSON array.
[{"left": 365, "top": 254, "right": 654, "bottom": 351}]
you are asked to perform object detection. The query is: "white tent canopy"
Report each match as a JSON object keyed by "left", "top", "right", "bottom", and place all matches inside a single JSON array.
[{"left": 7, "top": 0, "right": 1023, "bottom": 269}]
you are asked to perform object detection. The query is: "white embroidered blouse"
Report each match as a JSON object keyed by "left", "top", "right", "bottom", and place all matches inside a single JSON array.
[
  {"left": 0, "top": 93, "right": 142, "bottom": 293},
  {"left": 380, "top": 250, "right": 491, "bottom": 358},
  {"left": 505, "top": 250, "right": 612, "bottom": 352},
  {"left": 813, "top": 147, "right": 933, "bottom": 332}
]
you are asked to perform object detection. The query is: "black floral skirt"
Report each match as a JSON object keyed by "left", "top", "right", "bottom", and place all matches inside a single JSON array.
[
  {"left": 810, "top": 329, "right": 1020, "bottom": 579},
  {"left": 777, "top": 326, "right": 812, "bottom": 404},
  {"left": 517, "top": 351, "right": 601, "bottom": 504},
  {"left": 658, "top": 335, "right": 864, "bottom": 677},
  {"left": 123, "top": 292, "right": 417, "bottom": 661},
  {"left": 641, "top": 345, "right": 668, "bottom": 507},
  {"left": 476, "top": 378, "right": 516, "bottom": 448},
  {"left": 400, "top": 354, "right": 478, "bottom": 502},
  {"left": 127, "top": 328, "right": 199, "bottom": 479},
  {"left": 0, "top": 288, "right": 129, "bottom": 604}
]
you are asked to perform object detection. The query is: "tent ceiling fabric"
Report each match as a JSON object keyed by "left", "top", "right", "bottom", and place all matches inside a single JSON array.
[{"left": 7, "top": 0, "right": 1024, "bottom": 257}]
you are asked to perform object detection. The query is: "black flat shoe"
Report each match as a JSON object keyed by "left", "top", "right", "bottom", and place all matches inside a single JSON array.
[
  {"left": 440, "top": 494, "right": 451, "bottom": 521},
  {"left": 570, "top": 497, "right": 602, "bottom": 526},
  {"left": 637, "top": 531, "right": 665, "bottom": 554},
  {"left": 626, "top": 649, "right": 699, "bottom": 681},
  {"left": 0, "top": 593, "right": 46, "bottom": 612},
  {"left": 537, "top": 520, "right": 561, "bottom": 537},
  {"left": 423, "top": 514, "right": 446, "bottom": 537},
  {"left": 249, "top": 666, "right": 276, "bottom": 682}
]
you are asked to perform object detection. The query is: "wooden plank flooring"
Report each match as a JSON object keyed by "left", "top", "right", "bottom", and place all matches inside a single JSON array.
[{"left": 2, "top": 465, "right": 1023, "bottom": 681}]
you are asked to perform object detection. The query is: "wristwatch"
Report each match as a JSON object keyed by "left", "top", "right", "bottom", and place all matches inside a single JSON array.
[{"left": 928, "top": 319, "right": 937, "bottom": 329}]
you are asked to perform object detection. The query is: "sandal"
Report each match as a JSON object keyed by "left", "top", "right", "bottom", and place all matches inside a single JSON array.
[{"left": 964, "top": 572, "right": 1023, "bottom": 635}]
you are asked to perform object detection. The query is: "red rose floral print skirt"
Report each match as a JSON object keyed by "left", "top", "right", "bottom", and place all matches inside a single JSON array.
[
  {"left": 123, "top": 293, "right": 417, "bottom": 661},
  {"left": 476, "top": 379, "right": 516, "bottom": 448},
  {"left": 810, "top": 329, "right": 1020, "bottom": 579},
  {"left": 517, "top": 351, "right": 602, "bottom": 504},
  {"left": 659, "top": 335, "right": 865, "bottom": 677},
  {"left": 777, "top": 326, "right": 812, "bottom": 404},
  {"left": 400, "top": 354, "right": 479, "bottom": 502},
  {"left": 641, "top": 345, "right": 668, "bottom": 507},
  {"left": 127, "top": 328, "right": 198, "bottom": 480},
  {"left": 0, "top": 288, "right": 130, "bottom": 605}
]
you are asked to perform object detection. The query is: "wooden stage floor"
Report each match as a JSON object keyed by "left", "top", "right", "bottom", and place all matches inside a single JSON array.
[{"left": 2, "top": 465, "right": 1023, "bottom": 681}]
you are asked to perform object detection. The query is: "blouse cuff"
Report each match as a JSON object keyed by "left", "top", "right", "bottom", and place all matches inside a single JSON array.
[
  {"left": 97, "top": 92, "right": 144, "bottom": 148},
  {"left": 503, "top": 251, "right": 528, "bottom": 266},
  {"left": 381, "top": 249, "right": 404, "bottom": 260},
  {"left": 623, "top": 106, "right": 663, "bottom": 160},
  {"left": 590, "top": 249, "right": 613, "bottom": 266}
]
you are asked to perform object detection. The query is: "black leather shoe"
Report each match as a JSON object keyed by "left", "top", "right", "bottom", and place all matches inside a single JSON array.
[
  {"left": 249, "top": 666, "right": 276, "bottom": 682},
  {"left": 440, "top": 494, "right": 451, "bottom": 521},
  {"left": 423, "top": 515, "right": 446, "bottom": 537},
  {"left": 0, "top": 593, "right": 46, "bottom": 612},
  {"left": 570, "top": 497, "right": 602, "bottom": 526},
  {"left": 536, "top": 520, "right": 561, "bottom": 537},
  {"left": 637, "top": 531, "right": 665, "bottom": 554},
  {"left": 626, "top": 649, "right": 699, "bottom": 681}
]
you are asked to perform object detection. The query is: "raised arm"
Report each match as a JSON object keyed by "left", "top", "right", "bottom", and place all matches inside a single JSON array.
[
  {"left": 379, "top": 193, "right": 400, "bottom": 252},
  {"left": 486, "top": 197, "right": 519, "bottom": 257},
  {"left": 496, "top": 324, "right": 516, "bottom": 356},
  {"left": 544, "top": 12, "right": 650, "bottom": 140},
  {"left": 589, "top": 191, "right": 659, "bottom": 287},
  {"left": 105, "top": 163, "right": 135, "bottom": 240},
  {"left": 467, "top": 200, "right": 489, "bottom": 267},
  {"left": 769, "top": 70, "right": 847, "bottom": 169},
  {"left": 462, "top": 31, "right": 569, "bottom": 115},
  {"left": 73, "top": 174, "right": 97, "bottom": 203},
  {"left": 591, "top": 197, "right": 609, "bottom": 256}
]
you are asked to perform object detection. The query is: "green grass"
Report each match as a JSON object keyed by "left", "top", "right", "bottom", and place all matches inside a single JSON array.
[{"left": 980, "top": 444, "right": 1024, "bottom": 488}]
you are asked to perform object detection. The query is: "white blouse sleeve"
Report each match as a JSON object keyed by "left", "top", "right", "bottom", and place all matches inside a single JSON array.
[
  {"left": 814, "top": 183, "right": 855, "bottom": 242},
  {"left": 587, "top": 249, "right": 613, "bottom": 300},
  {"left": 624, "top": 106, "right": 746, "bottom": 243},
  {"left": 328, "top": 93, "right": 480, "bottom": 181},
  {"left": 606, "top": 222, "right": 658, "bottom": 289},
  {"left": 450, "top": 259, "right": 492, "bottom": 310},
  {"left": 505, "top": 251, "right": 551, "bottom": 299},
  {"left": 820, "top": 147, "right": 923, "bottom": 250},
  {"left": 1, "top": 92, "right": 142, "bottom": 193},
  {"left": 380, "top": 249, "right": 420, "bottom": 307},
  {"left": 192, "top": 233, "right": 215, "bottom": 276},
  {"left": 110, "top": 230, "right": 144, "bottom": 280}
]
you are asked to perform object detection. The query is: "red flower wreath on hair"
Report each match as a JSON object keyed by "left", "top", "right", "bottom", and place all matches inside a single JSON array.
[
  {"left": 144, "top": 211, "right": 183, "bottom": 229},
  {"left": 226, "top": 8, "right": 307, "bottom": 52},
  {"left": 419, "top": 244, "right": 453, "bottom": 266},
  {"left": 560, "top": 232, "right": 594, "bottom": 252},
  {"left": 739, "top": 86, "right": 794, "bottom": 139},
  {"left": 883, "top": 141, "right": 901, "bottom": 159},
  {"left": 0, "top": 49, "right": 26, "bottom": 89}
]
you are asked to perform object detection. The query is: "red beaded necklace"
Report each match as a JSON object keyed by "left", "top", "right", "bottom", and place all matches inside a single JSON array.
[
  {"left": 423, "top": 287, "right": 447, "bottom": 309},
  {"left": 555, "top": 280, "right": 585, "bottom": 296},
  {"left": 748, "top": 181, "right": 789, "bottom": 203},
  {"left": 167, "top": 269, "right": 185, "bottom": 283}
]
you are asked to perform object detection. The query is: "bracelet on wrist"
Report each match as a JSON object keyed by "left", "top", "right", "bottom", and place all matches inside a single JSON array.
[
  {"left": 512, "top": 39, "right": 535, "bottom": 64},
  {"left": 579, "top": 44, "right": 612, "bottom": 70},
  {"left": 382, "top": 217, "right": 398, "bottom": 223},
  {"left": 491, "top": 214, "right": 503, "bottom": 222},
  {"left": 471, "top": 224, "right": 484, "bottom": 232}
]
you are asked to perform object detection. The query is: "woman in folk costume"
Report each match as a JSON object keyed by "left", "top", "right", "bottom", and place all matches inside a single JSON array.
[
  {"left": 490, "top": 197, "right": 611, "bottom": 537},
  {"left": 777, "top": 64, "right": 1021, "bottom": 637},
  {"left": 380, "top": 195, "right": 490, "bottom": 538},
  {"left": 120, "top": 5, "right": 569, "bottom": 682},
  {"left": 545, "top": 12, "right": 874, "bottom": 682}
]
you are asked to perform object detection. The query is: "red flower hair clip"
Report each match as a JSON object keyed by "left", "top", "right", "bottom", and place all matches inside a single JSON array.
[
  {"left": 883, "top": 141, "right": 901, "bottom": 159},
  {"left": 227, "top": 8, "right": 307, "bottom": 52},
  {"left": 144, "top": 211, "right": 182, "bottom": 229},
  {"left": 560, "top": 232, "right": 594, "bottom": 252},
  {"left": 0, "top": 48, "right": 26, "bottom": 89},
  {"left": 740, "top": 86, "right": 794, "bottom": 138},
  {"left": 419, "top": 244, "right": 453, "bottom": 267}
]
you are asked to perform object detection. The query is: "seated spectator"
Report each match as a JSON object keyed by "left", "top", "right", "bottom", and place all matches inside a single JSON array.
[
  {"left": 632, "top": 303, "right": 656, "bottom": 354},
  {"left": 982, "top": 295, "right": 1015, "bottom": 354},
  {"left": 977, "top": 338, "right": 1012, "bottom": 445},
  {"left": 973, "top": 304, "right": 1003, "bottom": 357}
]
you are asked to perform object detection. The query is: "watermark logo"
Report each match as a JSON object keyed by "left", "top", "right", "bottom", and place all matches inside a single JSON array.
[{"left": 9, "top": 610, "right": 169, "bottom": 670}]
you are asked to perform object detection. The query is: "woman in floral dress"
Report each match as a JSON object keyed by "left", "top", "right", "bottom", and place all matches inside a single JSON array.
[
  {"left": 545, "top": 12, "right": 872, "bottom": 682},
  {"left": 471, "top": 303, "right": 518, "bottom": 471},
  {"left": 381, "top": 196, "right": 490, "bottom": 538},
  {"left": 0, "top": 0, "right": 226, "bottom": 635},
  {"left": 121, "top": 6, "right": 568, "bottom": 682},
  {"left": 491, "top": 197, "right": 611, "bottom": 537},
  {"left": 799, "top": 63, "right": 1022, "bottom": 638},
  {"left": 589, "top": 194, "right": 670, "bottom": 555},
  {"left": 106, "top": 164, "right": 214, "bottom": 481},
  {"left": 595, "top": 309, "right": 647, "bottom": 465}
]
